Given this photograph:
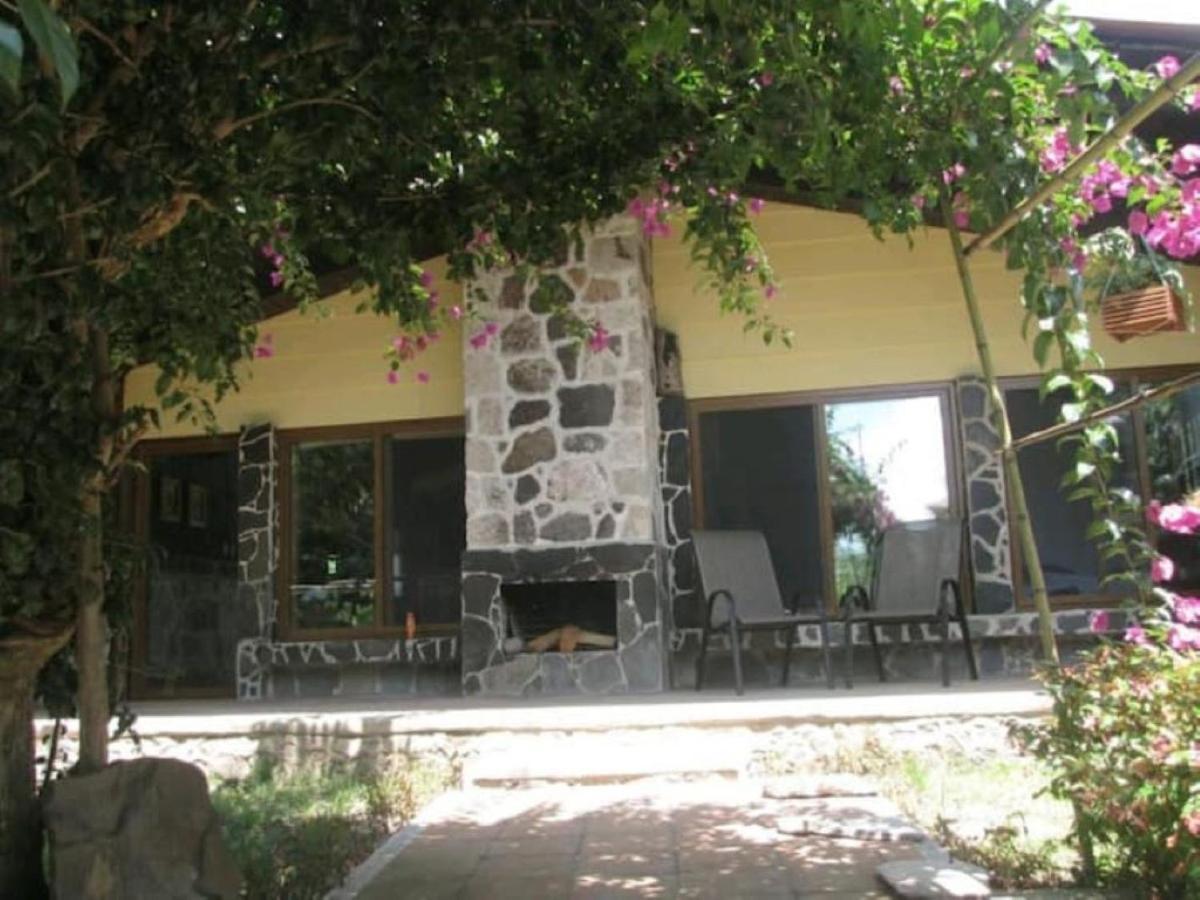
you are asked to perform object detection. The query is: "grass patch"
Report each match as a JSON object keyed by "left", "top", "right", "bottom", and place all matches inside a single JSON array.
[
  {"left": 763, "top": 735, "right": 1079, "bottom": 889},
  {"left": 212, "top": 757, "right": 455, "bottom": 900}
]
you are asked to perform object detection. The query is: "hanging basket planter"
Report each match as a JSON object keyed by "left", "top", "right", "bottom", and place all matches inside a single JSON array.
[{"left": 1100, "top": 283, "right": 1187, "bottom": 343}]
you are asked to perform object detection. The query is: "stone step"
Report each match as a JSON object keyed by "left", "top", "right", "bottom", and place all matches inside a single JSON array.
[{"left": 461, "top": 727, "right": 754, "bottom": 786}]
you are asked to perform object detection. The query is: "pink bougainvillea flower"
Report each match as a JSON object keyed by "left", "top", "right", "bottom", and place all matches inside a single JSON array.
[
  {"left": 959, "top": 66, "right": 974, "bottom": 79},
  {"left": 259, "top": 243, "right": 277, "bottom": 259},
  {"left": 1059, "top": 83, "right": 1078, "bottom": 97},
  {"left": 911, "top": 194, "right": 926, "bottom": 210},
  {"left": 1152, "top": 554, "right": 1177, "bottom": 584},
  {"left": 1185, "top": 811, "right": 1200, "bottom": 837},
  {"left": 1154, "top": 55, "right": 1181, "bottom": 79},
  {"left": 743, "top": 256, "right": 758, "bottom": 273},
  {"left": 888, "top": 75, "right": 905, "bottom": 96},
  {"left": 1167, "top": 622, "right": 1200, "bottom": 652},
  {"left": 588, "top": 323, "right": 612, "bottom": 353},
  {"left": 269, "top": 270, "right": 285, "bottom": 288},
  {"left": 1151, "top": 501, "right": 1200, "bottom": 534},
  {"left": 1124, "top": 624, "right": 1149, "bottom": 645},
  {"left": 415, "top": 335, "right": 428, "bottom": 352},
  {"left": 749, "top": 197, "right": 765, "bottom": 215},
  {"left": 764, "top": 283, "right": 778, "bottom": 300},
  {"left": 254, "top": 343, "right": 274, "bottom": 359},
  {"left": 419, "top": 269, "right": 435, "bottom": 289},
  {"left": 1034, "top": 43, "right": 1052, "bottom": 65},
  {"left": 427, "top": 291, "right": 440, "bottom": 310},
  {"left": 1173, "top": 595, "right": 1200, "bottom": 625},
  {"left": 386, "top": 370, "right": 399, "bottom": 385},
  {"left": 706, "top": 185, "right": 719, "bottom": 197},
  {"left": 449, "top": 304, "right": 463, "bottom": 320},
  {"left": 942, "top": 163, "right": 966, "bottom": 185},
  {"left": 1191, "top": 89, "right": 1200, "bottom": 112},
  {"left": 468, "top": 331, "right": 489, "bottom": 350},
  {"left": 1172, "top": 144, "right": 1200, "bottom": 177},
  {"left": 951, "top": 191, "right": 970, "bottom": 229},
  {"left": 1089, "top": 610, "right": 1111, "bottom": 633},
  {"left": 415, "top": 371, "right": 430, "bottom": 384},
  {"left": 1127, "top": 209, "right": 1149, "bottom": 236},
  {"left": 484, "top": 321, "right": 499, "bottom": 337},
  {"left": 758, "top": 71, "right": 775, "bottom": 87}
]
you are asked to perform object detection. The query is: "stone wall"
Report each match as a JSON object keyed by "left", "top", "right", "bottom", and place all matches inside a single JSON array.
[
  {"left": 658, "top": 394, "right": 696, "bottom": 633},
  {"left": 956, "top": 377, "right": 1016, "bottom": 613},
  {"left": 235, "top": 424, "right": 278, "bottom": 699},
  {"left": 462, "top": 216, "right": 662, "bottom": 549}
]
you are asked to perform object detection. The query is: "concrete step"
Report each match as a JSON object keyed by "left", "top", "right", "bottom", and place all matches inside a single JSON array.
[{"left": 460, "top": 727, "right": 754, "bottom": 786}]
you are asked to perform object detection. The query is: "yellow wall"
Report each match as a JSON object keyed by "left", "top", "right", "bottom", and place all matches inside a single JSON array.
[
  {"left": 125, "top": 205, "right": 1200, "bottom": 439},
  {"left": 124, "top": 261, "right": 466, "bottom": 438},
  {"left": 654, "top": 204, "right": 1200, "bottom": 399}
]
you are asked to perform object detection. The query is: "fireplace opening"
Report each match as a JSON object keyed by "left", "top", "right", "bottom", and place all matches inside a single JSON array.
[{"left": 501, "top": 580, "right": 618, "bottom": 653}]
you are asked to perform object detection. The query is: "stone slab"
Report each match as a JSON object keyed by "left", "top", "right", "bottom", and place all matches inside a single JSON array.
[
  {"left": 776, "top": 796, "right": 926, "bottom": 843},
  {"left": 762, "top": 773, "right": 879, "bottom": 799},
  {"left": 877, "top": 859, "right": 992, "bottom": 897}
]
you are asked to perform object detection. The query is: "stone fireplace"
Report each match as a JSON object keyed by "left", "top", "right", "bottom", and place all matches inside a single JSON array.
[{"left": 460, "top": 216, "right": 668, "bottom": 695}]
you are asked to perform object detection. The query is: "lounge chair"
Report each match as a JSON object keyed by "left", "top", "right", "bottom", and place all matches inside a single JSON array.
[
  {"left": 839, "top": 518, "right": 978, "bottom": 688},
  {"left": 692, "top": 529, "right": 834, "bottom": 695}
]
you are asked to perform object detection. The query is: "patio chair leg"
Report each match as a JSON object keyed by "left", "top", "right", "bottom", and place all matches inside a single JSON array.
[
  {"left": 729, "top": 618, "right": 745, "bottom": 696},
  {"left": 781, "top": 624, "right": 796, "bottom": 687},
  {"left": 867, "top": 621, "right": 885, "bottom": 683},
  {"left": 818, "top": 610, "right": 834, "bottom": 690},
  {"left": 939, "top": 597, "right": 952, "bottom": 688},
  {"left": 948, "top": 579, "right": 979, "bottom": 681},
  {"left": 843, "top": 614, "right": 855, "bottom": 689},
  {"left": 696, "top": 619, "right": 711, "bottom": 691}
]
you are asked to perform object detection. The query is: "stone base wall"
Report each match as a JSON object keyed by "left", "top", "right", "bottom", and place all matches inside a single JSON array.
[{"left": 461, "top": 543, "right": 666, "bottom": 695}]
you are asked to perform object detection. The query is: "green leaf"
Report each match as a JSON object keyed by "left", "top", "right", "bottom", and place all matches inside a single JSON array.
[
  {"left": 17, "top": 0, "right": 77, "bottom": 106},
  {"left": 0, "top": 21, "right": 22, "bottom": 96},
  {"left": 1033, "top": 330, "right": 1054, "bottom": 368},
  {"left": 0, "top": 459, "right": 23, "bottom": 506}
]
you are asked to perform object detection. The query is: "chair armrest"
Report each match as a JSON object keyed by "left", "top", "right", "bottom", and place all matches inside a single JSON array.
[
  {"left": 788, "top": 591, "right": 827, "bottom": 620},
  {"left": 706, "top": 589, "right": 736, "bottom": 629}
]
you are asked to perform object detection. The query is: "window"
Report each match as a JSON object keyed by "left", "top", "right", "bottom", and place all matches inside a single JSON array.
[
  {"left": 132, "top": 438, "right": 240, "bottom": 698},
  {"left": 280, "top": 421, "right": 465, "bottom": 637},
  {"left": 694, "top": 386, "right": 958, "bottom": 612},
  {"left": 1005, "top": 367, "right": 1200, "bottom": 607}
]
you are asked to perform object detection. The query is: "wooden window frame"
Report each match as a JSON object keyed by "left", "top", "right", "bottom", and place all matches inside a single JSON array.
[
  {"left": 276, "top": 417, "right": 465, "bottom": 641},
  {"left": 1003, "top": 363, "right": 1200, "bottom": 611},
  {"left": 688, "top": 381, "right": 963, "bottom": 614},
  {"left": 129, "top": 433, "right": 240, "bottom": 700}
]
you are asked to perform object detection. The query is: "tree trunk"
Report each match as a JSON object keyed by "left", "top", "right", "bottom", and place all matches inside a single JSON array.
[
  {"left": 0, "top": 628, "right": 73, "bottom": 899},
  {"left": 76, "top": 323, "right": 118, "bottom": 773},
  {"left": 943, "top": 200, "right": 1060, "bottom": 664}
]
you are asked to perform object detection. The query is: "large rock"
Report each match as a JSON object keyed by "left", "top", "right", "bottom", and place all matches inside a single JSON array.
[{"left": 43, "top": 757, "right": 241, "bottom": 900}]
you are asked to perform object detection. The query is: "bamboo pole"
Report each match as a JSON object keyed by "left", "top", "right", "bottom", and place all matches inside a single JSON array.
[
  {"left": 1012, "top": 369, "right": 1200, "bottom": 452},
  {"left": 965, "top": 53, "right": 1200, "bottom": 257},
  {"left": 943, "top": 196, "right": 1060, "bottom": 664}
]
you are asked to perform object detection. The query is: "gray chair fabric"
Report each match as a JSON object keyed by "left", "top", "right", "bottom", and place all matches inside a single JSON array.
[
  {"left": 691, "top": 529, "right": 834, "bottom": 694},
  {"left": 861, "top": 519, "right": 962, "bottom": 619},
  {"left": 841, "top": 518, "right": 978, "bottom": 687}
]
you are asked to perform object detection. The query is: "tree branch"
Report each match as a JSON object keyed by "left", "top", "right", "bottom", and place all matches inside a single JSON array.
[
  {"left": 73, "top": 17, "right": 138, "bottom": 70},
  {"left": 212, "top": 97, "right": 379, "bottom": 141},
  {"left": 8, "top": 163, "right": 53, "bottom": 199},
  {"left": 965, "top": 52, "right": 1200, "bottom": 256},
  {"left": 1012, "top": 369, "right": 1200, "bottom": 451}
]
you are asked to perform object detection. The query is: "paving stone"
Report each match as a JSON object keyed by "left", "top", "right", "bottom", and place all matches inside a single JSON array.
[
  {"left": 877, "top": 859, "right": 992, "bottom": 897},
  {"left": 776, "top": 796, "right": 926, "bottom": 843},
  {"left": 762, "top": 773, "right": 879, "bottom": 799}
]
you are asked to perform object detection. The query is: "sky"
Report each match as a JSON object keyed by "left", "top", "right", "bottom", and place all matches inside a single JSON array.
[{"left": 1062, "top": 0, "right": 1200, "bottom": 26}]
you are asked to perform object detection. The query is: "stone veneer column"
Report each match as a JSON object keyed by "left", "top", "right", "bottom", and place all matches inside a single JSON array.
[
  {"left": 234, "top": 423, "right": 277, "bottom": 699},
  {"left": 463, "top": 216, "right": 662, "bottom": 548},
  {"left": 658, "top": 393, "right": 696, "bottom": 626},
  {"left": 956, "top": 377, "right": 1015, "bottom": 613}
]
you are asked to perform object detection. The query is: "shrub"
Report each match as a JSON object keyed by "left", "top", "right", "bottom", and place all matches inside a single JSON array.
[
  {"left": 212, "top": 757, "right": 454, "bottom": 900},
  {"left": 1020, "top": 498, "right": 1200, "bottom": 898}
]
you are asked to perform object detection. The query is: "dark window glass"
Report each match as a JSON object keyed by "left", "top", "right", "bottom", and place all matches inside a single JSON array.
[
  {"left": 385, "top": 435, "right": 465, "bottom": 629},
  {"left": 144, "top": 450, "right": 240, "bottom": 693},
  {"left": 291, "top": 440, "right": 375, "bottom": 629},
  {"left": 1008, "top": 386, "right": 1138, "bottom": 601},
  {"left": 698, "top": 406, "right": 826, "bottom": 613}
]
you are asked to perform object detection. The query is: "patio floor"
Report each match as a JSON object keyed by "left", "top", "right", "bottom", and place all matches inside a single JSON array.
[
  {"left": 78, "top": 677, "right": 1048, "bottom": 739},
  {"left": 336, "top": 777, "right": 923, "bottom": 899}
]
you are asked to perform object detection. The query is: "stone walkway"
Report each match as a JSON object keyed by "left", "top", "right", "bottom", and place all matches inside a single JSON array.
[{"left": 344, "top": 778, "right": 935, "bottom": 899}]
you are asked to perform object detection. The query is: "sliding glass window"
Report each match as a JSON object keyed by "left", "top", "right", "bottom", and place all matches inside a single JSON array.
[
  {"left": 695, "top": 387, "right": 957, "bottom": 613},
  {"left": 281, "top": 422, "right": 465, "bottom": 637}
]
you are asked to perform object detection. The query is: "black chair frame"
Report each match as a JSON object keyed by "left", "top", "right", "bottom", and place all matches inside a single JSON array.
[
  {"left": 839, "top": 577, "right": 979, "bottom": 688},
  {"left": 696, "top": 590, "right": 835, "bottom": 696}
]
